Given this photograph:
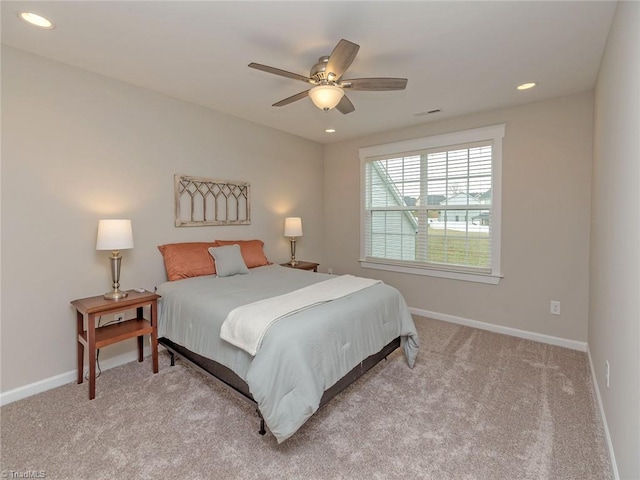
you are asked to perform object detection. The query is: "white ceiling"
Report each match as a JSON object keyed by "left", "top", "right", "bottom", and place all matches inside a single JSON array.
[{"left": 1, "top": 1, "right": 616, "bottom": 144}]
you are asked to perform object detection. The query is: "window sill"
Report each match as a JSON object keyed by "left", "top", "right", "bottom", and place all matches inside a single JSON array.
[{"left": 359, "top": 260, "right": 502, "bottom": 284}]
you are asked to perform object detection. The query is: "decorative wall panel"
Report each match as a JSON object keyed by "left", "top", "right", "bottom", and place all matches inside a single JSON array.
[{"left": 174, "top": 174, "right": 250, "bottom": 227}]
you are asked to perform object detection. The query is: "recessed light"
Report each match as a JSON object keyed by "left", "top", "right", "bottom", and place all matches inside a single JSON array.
[
  {"left": 517, "top": 82, "right": 537, "bottom": 91},
  {"left": 19, "top": 12, "right": 54, "bottom": 29},
  {"left": 325, "top": 128, "right": 336, "bottom": 133}
]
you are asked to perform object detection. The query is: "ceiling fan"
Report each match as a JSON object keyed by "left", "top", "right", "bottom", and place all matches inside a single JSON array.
[{"left": 248, "top": 39, "right": 408, "bottom": 114}]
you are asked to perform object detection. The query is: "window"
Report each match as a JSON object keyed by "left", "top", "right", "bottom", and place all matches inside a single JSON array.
[{"left": 359, "top": 124, "right": 505, "bottom": 284}]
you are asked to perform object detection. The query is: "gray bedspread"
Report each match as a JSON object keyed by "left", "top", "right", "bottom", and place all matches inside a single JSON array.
[{"left": 156, "top": 265, "right": 419, "bottom": 443}]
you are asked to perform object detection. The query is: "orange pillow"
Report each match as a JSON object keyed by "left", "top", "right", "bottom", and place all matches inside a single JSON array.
[
  {"left": 215, "top": 239, "right": 270, "bottom": 269},
  {"left": 158, "top": 242, "right": 218, "bottom": 281}
]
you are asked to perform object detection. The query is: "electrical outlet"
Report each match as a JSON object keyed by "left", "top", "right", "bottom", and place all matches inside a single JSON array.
[
  {"left": 327, "top": 268, "right": 333, "bottom": 275},
  {"left": 605, "top": 361, "right": 610, "bottom": 388},
  {"left": 550, "top": 301, "right": 561, "bottom": 315},
  {"left": 115, "top": 314, "right": 124, "bottom": 323}
]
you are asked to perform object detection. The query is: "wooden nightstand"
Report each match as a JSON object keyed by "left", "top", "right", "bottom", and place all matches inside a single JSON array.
[
  {"left": 71, "top": 290, "right": 160, "bottom": 400},
  {"left": 280, "top": 261, "right": 319, "bottom": 272}
]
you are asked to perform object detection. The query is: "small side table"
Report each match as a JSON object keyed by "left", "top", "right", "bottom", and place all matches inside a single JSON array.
[
  {"left": 71, "top": 290, "right": 160, "bottom": 400},
  {"left": 280, "top": 261, "right": 319, "bottom": 272}
]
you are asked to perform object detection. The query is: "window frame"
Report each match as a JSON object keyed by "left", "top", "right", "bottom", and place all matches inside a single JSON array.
[{"left": 359, "top": 124, "right": 505, "bottom": 284}]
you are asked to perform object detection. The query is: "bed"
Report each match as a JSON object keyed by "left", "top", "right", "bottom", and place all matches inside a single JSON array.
[{"left": 155, "top": 244, "right": 419, "bottom": 443}]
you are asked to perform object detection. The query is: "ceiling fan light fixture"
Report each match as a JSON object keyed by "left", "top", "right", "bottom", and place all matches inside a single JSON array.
[
  {"left": 250, "top": 39, "right": 406, "bottom": 115},
  {"left": 309, "top": 85, "right": 344, "bottom": 111}
]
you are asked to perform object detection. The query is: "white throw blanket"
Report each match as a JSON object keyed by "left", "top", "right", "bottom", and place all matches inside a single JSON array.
[{"left": 220, "top": 275, "right": 381, "bottom": 356}]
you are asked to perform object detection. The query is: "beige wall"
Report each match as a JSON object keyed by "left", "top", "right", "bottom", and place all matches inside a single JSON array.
[
  {"left": 0, "top": 46, "right": 324, "bottom": 392},
  {"left": 590, "top": 2, "right": 640, "bottom": 479},
  {"left": 324, "top": 91, "right": 594, "bottom": 343}
]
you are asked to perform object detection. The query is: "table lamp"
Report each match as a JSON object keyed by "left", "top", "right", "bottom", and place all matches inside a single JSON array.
[
  {"left": 96, "top": 219, "right": 134, "bottom": 299},
  {"left": 284, "top": 217, "right": 303, "bottom": 266}
]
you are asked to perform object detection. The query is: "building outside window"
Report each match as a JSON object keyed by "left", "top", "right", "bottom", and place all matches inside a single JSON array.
[{"left": 359, "top": 124, "right": 505, "bottom": 284}]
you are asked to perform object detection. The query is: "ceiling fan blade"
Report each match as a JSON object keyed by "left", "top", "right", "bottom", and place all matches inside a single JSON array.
[
  {"left": 248, "top": 63, "right": 313, "bottom": 84},
  {"left": 340, "top": 78, "right": 408, "bottom": 91},
  {"left": 272, "top": 90, "right": 310, "bottom": 107},
  {"left": 325, "top": 39, "right": 360, "bottom": 81},
  {"left": 336, "top": 95, "right": 355, "bottom": 114}
]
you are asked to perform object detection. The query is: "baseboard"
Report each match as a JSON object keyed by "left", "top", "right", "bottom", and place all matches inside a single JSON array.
[
  {"left": 0, "top": 346, "right": 152, "bottom": 407},
  {"left": 409, "top": 307, "right": 588, "bottom": 352},
  {"left": 587, "top": 346, "right": 620, "bottom": 480}
]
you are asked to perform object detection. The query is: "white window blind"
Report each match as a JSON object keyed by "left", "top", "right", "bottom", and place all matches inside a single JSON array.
[{"left": 359, "top": 124, "right": 504, "bottom": 283}]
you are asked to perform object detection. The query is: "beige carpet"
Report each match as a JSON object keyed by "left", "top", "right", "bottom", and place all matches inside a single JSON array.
[{"left": 0, "top": 317, "right": 611, "bottom": 479}]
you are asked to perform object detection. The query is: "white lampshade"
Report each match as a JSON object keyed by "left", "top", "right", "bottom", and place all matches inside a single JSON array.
[
  {"left": 284, "top": 217, "right": 303, "bottom": 238},
  {"left": 96, "top": 219, "right": 134, "bottom": 250},
  {"left": 308, "top": 85, "right": 344, "bottom": 111}
]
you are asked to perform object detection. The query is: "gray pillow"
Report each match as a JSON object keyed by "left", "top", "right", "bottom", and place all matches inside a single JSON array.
[{"left": 208, "top": 245, "right": 249, "bottom": 277}]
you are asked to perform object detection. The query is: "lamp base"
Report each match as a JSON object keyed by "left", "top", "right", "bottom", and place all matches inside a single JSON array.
[
  {"left": 289, "top": 238, "right": 298, "bottom": 267},
  {"left": 104, "top": 289, "right": 128, "bottom": 300},
  {"left": 104, "top": 251, "right": 128, "bottom": 300}
]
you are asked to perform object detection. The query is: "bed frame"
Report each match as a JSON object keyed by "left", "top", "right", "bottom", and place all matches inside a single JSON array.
[{"left": 159, "top": 336, "right": 401, "bottom": 436}]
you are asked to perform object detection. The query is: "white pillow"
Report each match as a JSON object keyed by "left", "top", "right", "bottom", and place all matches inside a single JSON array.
[{"left": 208, "top": 245, "right": 249, "bottom": 277}]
